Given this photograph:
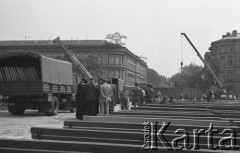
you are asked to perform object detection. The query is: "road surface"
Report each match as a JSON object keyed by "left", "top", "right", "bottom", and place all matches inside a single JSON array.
[
  {"left": 0, "top": 110, "right": 77, "bottom": 139},
  {"left": 0, "top": 104, "right": 121, "bottom": 139}
]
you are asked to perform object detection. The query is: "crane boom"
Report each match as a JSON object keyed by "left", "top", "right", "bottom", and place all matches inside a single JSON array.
[
  {"left": 53, "top": 37, "right": 93, "bottom": 79},
  {"left": 181, "top": 33, "right": 223, "bottom": 88}
]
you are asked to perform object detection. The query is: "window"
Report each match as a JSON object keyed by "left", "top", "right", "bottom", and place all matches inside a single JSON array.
[
  {"left": 228, "top": 56, "right": 233, "bottom": 65},
  {"left": 220, "top": 70, "right": 225, "bottom": 80},
  {"left": 220, "top": 56, "right": 225, "bottom": 65},
  {"left": 237, "top": 69, "right": 240, "bottom": 79},
  {"left": 221, "top": 47, "right": 225, "bottom": 52},
  {"left": 228, "top": 70, "right": 234, "bottom": 79},
  {"left": 109, "top": 70, "right": 114, "bottom": 78},
  {"left": 238, "top": 55, "right": 240, "bottom": 65},
  {"left": 109, "top": 55, "right": 115, "bottom": 64},
  {"left": 115, "top": 70, "right": 120, "bottom": 78},
  {"left": 115, "top": 56, "right": 120, "bottom": 65}
]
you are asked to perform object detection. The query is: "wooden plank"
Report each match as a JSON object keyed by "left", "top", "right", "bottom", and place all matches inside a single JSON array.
[
  {"left": 0, "top": 147, "right": 85, "bottom": 153},
  {"left": 83, "top": 115, "right": 230, "bottom": 126},
  {"left": 30, "top": 127, "right": 240, "bottom": 150},
  {"left": 110, "top": 114, "right": 221, "bottom": 120},
  {"left": 63, "top": 120, "right": 240, "bottom": 134},
  {"left": 131, "top": 106, "right": 207, "bottom": 112},
  {"left": 112, "top": 110, "right": 218, "bottom": 117},
  {"left": 0, "top": 138, "right": 224, "bottom": 153}
]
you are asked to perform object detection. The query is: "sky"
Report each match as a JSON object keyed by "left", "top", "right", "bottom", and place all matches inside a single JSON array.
[{"left": 0, "top": 0, "right": 240, "bottom": 77}]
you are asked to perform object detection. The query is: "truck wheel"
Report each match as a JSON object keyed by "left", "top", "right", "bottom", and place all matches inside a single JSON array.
[
  {"left": 45, "top": 96, "right": 59, "bottom": 116},
  {"left": 9, "top": 107, "right": 25, "bottom": 115}
]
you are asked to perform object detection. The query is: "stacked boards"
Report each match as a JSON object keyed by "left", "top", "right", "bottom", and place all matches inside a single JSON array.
[
  {"left": 0, "top": 66, "right": 39, "bottom": 81},
  {"left": 1, "top": 101, "right": 240, "bottom": 153}
]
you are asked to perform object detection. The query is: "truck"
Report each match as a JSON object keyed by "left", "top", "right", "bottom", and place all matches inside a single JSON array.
[{"left": 0, "top": 50, "right": 78, "bottom": 115}]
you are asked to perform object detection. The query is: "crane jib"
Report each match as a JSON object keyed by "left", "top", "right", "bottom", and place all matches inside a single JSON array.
[
  {"left": 53, "top": 37, "right": 93, "bottom": 79},
  {"left": 180, "top": 33, "right": 224, "bottom": 88}
]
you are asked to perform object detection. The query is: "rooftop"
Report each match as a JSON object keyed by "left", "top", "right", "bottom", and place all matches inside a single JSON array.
[
  {"left": 0, "top": 40, "right": 116, "bottom": 46},
  {"left": 0, "top": 39, "right": 147, "bottom": 65},
  {"left": 214, "top": 30, "right": 240, "bottom": 43}
]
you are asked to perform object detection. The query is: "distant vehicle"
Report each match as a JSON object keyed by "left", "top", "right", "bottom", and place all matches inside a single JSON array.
[{"left": 0, "top": 51, "right": 78, "bottom": 115}]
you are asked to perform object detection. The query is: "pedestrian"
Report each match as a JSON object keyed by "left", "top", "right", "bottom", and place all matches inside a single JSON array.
[
  {"left": 169, "top": 95, "right": 174, "bottom": 103},
  {"left": 141, "top": 89, "right": 146, "bottom": 105},
  {"left": 131, "top": 82, "right": 143, "bottom": 107},
  {"left": 76, "top": 77, "right": 88, "bottom": 120},
  {"left": 154, "top": 94, "right": 161, "bottom": 103},
  {"left": 145, "top": 83, "right": 154, "bottom": 104},
  {"left": 99, "top": 78, "right": 112, "bottom": 115},
  {"left": 161, "top": 95, "right": 168, "bottom": 104},
  {"left": 84, "top": 78, "right": 98, "bottom": 116},
  {"left": 107, "top": 79, "right": 116, "bottom": 113},
  {"left": 157, "top": 90, "right": 163, "bottom": 101},
  {"left": 120, "top": 87, "right": 130, "bottom": 110}
]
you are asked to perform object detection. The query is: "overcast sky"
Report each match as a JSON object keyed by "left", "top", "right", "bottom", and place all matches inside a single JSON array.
[{"left": 0, "top": 0, "right": 240, "bottom": 77}]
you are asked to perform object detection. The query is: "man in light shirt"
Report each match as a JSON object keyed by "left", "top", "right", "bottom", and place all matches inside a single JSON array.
[{"left": 99, "top": 78, "right": 112, "bottom": 115}]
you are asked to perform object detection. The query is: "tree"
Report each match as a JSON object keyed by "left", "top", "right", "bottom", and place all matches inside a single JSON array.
[
  {"left": 147, "top": 68, "right": 172, "bottom": 88},
  {"left": 170, "top": 63, "right": 205, "bottom": 89}
]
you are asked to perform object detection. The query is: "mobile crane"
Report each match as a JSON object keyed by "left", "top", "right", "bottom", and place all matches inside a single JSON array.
[{"left": 180, "top": 33, "right": 224, "bottom": 89}]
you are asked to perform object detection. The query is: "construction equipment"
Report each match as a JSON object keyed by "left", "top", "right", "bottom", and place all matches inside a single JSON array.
[
  {"left": 181, "top": 33, "right": 224, "bottom": 88},
  {"left": 53, "top": 37, "right": 93, "bottom": 79}
]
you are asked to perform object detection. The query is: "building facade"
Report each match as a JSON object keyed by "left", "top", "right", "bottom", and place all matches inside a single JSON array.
[
  {"left": 0, "top": 40, "right": 147, "bottom": 87},
  {"left": 207, "top": 30, "right": 240, "bottom": 95}
]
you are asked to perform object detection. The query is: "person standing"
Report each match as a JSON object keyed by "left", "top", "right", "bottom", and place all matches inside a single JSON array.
[
  {"left": 107, "top": 79, "right": 116, "bottom": 113},
  {"left": 84, "top": 78, "right": 98, "bottom": 116},
  {"left": 99, "top": 78, "right": 112, "bottom": 115},
  {"left": 131, "top": 82, "right": 143, "bottom": 107},
  {"left": 141, "top": 89, "right": 146, "bottom": 105},
  {"left": 120, "top": 87, "right": 130, "bottom": 110},
  {"left": 145, "top": 83, "right": 154, "bottom": 104},
  {"left": 76, "top": 77, "right": 88, "bottom": 120}
]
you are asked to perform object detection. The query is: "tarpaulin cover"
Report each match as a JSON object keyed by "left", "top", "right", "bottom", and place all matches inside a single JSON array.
[{"left": 0, "top": 51, "right": 73, "bottom": 85}]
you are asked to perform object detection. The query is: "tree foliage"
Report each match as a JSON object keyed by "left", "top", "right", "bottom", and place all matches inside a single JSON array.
[
  {"left": 147, "top": 68, "right": 172, "bottom": 88},
  {"left": 170, "top": 63, "right": 205, "bottom": 89}
]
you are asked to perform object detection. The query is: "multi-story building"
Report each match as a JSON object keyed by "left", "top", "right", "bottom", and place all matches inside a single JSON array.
[
  {"left": 207, "top": 30, "right": 240, "bottom": 95},
  {"left": 0, "top": 39, "right": 147, "bottom": 87}
]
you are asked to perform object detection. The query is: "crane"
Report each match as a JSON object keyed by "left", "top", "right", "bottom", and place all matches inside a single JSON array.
[
  {"left": 53, "top": 37, "right": 93, "bottom": 79},
  {"left": 180, "top": 33, "right": 224, "bottom": 88}
]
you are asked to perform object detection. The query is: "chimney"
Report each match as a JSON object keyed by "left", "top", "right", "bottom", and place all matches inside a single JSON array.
[
  {"left": 226, "top": 32, "right": 231, "bottom": 36},
  {"left": 232, "top": 30, "right": 237, "bottom": 36}
]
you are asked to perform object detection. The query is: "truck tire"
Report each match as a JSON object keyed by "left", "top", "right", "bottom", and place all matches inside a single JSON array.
[
  {"left": 9, "top": 106, "right": 25, "bottom": 115},
  {"left": 45, "top": 96, "right": 59, "bottom": 116}
]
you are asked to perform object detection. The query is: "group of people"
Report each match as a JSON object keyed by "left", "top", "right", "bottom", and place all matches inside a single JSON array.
[
  {"left": 75, "top": 78, "right": 115, "bottom": 120},
  {"left": 76, "top": 79, "right": 174, "bottom": 119},
  {"left": 120, "top": 82, "right": 173, "bottom": 109},
  {"left": 201, "top": 91, "right": 240, "bottom": 102}
]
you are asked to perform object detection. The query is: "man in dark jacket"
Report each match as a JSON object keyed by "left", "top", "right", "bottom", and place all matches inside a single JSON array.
[
  {"left": 84, "top": 78, "right": 98, "bottom": 115},
  {"left": 145, "top": 83, "right": 155, "bottom": 104},
  {"left": 76, "top": 77, "right": 88, "bottom": 119},
  {"left": 131, "top": 82, "right": 143, "bottom": 107}
]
